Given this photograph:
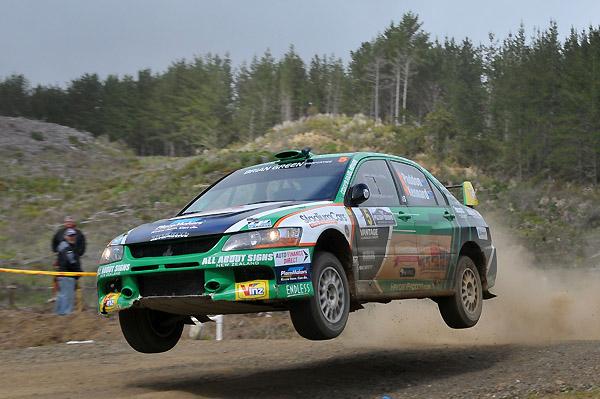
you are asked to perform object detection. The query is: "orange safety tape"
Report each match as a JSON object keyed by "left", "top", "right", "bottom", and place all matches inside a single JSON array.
[{"left": 0, "top": 268, "right": 96, "bottom": 277}]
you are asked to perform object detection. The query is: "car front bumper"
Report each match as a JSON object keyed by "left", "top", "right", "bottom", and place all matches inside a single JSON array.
[{"left": 97, "top": 244, "right": 315, "bottom": 315}]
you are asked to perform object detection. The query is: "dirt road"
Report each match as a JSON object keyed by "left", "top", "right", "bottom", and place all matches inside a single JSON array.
[
  {"left": 1, "top": 337, "right": 599, "bottom": 399},
  {"left": 3, "top": 222, "right": 600, "bottom": 398}
]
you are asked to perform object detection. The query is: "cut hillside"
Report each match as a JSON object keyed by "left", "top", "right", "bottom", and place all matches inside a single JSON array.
[
  {"left": 1, "top": 114, "right": 598, "bottom": 278},
  {"left": 0, "top": 117, "right": 269, "bottom": 272}
]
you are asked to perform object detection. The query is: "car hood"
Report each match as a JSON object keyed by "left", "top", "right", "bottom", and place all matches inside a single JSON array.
[{"left": 124, "top": 201, "right": 305, "bottom": 244}]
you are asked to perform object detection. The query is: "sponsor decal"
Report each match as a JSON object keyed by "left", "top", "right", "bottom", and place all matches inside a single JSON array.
[
  {"left": 359, "top": 228, "right": 379, "bottom": 240},
  {"left": 151, "top": 218, "right": 204, "bottom": 235},
  {"left": 397, "top": 172, "right": 433, "bottom": 200},
  {"left": 150, "top": 232, "right": 190, "bottom": 241},
  {"left": 371, "top": 208, "right": 396, "bottom": 226},
  {"left": 98, "top": 263, "right": 130, "bottom": 277},
  {"left": 466, "top": 207, "right": 484, "bottom": 219},
  {"left": 452, "top": 206, "right": 467, "bottom": 218},
  {"left": 147, "top": 217, "right": 205, "bottom": 241},
  {"left": 338, "top": 156, "right": 349, "bottom": 163},
  {"left": 361, "top": 250, "right": 376, "bottom": 262},
  {"left": 400, "top": 267, "right": 416, "bottom": 277},
  {"left": 360, "top": 208, "right": 375, "bottom": 226},
  {"left": 276, "top": 263, "right": 311, "bottom": 284},
  {"left": 201, "top": 253, "right": 274, "bottom": 267},
  {"left": 285, "top": 282, "right": 312, "bottom": 298},
  {"left": 339, "top": 159, "right": 358, "bottom": 194},
  {"left": 476, "top": 226, "right": 488, "bottom": 240},
  {"left": 390, "top": 282, "right": 433, "bottom": 291},
  {"left": 235, "top": 280, "right": 269, "bottom": 300},
  {"left": 242, "top": 159, "right": 335, "bottom": 175},
  {"left": 274, "top": 249, "right": 310, "bottom": 266},
  {"left": 101, "top": 292, "right": 121, "bottom": 313},
  {"left": 299, "top": 211, "right": 348, "bottom": 228},
  {"left": 246, "top": 218, "right": 272, "bottom": 229},
  {"left": 354, "top": 208, "right": 396, "bottom": 227}
]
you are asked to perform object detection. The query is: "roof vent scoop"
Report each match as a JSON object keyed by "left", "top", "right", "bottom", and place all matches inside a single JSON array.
[{"left": 274, "top": 147, "right": 313, "bottom": 164}]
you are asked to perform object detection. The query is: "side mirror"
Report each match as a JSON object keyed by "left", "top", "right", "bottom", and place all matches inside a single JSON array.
[
  {"left": 349, "top": 183, "right": 370, "bottom": 205},
  {"left": 462, "top": 181, "right": 479, "bottom": 207}
]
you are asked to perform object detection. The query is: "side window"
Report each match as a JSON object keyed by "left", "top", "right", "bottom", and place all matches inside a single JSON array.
[
  {"left": 430, "top": 180, "right": 448, "bottom": 206},
  {"left": 352, "top": 160, "right": 400, "bottom": 206},
  {"left": 390, "top": 162, "right": 437, "bottom": 206}
]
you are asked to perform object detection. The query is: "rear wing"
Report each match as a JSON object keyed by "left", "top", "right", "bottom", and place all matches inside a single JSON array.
[{"left": 444, "top": 181, "right": 479, "bottom": 207}]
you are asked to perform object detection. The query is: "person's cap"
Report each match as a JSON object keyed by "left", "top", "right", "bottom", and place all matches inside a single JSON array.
[
  {"left": 64, "top": 216, "right": 74, "bottom": 222},
  {"left": 64, "top": 228, "right": 77, "bottom": 236}
]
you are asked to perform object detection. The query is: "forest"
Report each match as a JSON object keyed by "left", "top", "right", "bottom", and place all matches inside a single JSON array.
[{"left": 1, "top": 13, "right": 599, "bottom": 184}]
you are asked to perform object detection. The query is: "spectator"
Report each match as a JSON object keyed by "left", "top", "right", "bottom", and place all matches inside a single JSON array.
[
  {"left": 55, "top": 229, "right": 82, "bottom": 315},
  {"left": 50, "top": 216, "right": 86, "bottom": 303},
  {"left": 52, "top": 216, "right": 86, "bottom": 257}
]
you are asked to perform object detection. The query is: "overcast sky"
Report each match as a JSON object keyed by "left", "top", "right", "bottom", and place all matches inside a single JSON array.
[{"left": 1, "top": 0, "right": 600, "bottom": 86}]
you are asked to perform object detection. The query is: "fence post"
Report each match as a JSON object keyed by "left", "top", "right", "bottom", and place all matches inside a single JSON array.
[
  {"left": 214, "top": 315, "right": 224, "bottom": 341},
  {"left": 188, "top": 315, "right": 224, "bottom": 341},
  {"left": 7, "top": 285, "right": 17, "bottom": 308}
]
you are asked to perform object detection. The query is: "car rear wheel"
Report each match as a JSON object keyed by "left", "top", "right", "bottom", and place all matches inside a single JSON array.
[
  {"left": 119, "top": 308, "right": 184, "bottom": 353},
  {"left": 438, "top": 255, "right": 483, "bottom": 329},
  {"left": 289, "top": 251, "right": 350, "bottom": 340}
]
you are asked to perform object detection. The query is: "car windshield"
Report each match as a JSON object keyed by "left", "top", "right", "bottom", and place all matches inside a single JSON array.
[{"left": 181, "top": 156, "right": 351, "bottom": 213}]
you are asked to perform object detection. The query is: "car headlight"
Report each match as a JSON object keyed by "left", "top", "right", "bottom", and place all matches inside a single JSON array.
[
  {"left": 99, "top": 245, "right": 124, "bottom": 265},
  {"left": 222, "top": 228, "right": 302, "bottom": 251}
]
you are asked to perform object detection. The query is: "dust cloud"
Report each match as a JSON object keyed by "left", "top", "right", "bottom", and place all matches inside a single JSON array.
[{"left": 343, "top": 218, "right": 600, "bottom": 346}]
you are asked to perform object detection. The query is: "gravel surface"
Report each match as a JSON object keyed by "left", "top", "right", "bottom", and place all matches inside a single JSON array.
[{"left": 1, "top": 338, "right": 600, "bottom": 398}]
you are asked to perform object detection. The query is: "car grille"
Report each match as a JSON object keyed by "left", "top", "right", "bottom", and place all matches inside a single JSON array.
[
  {"left": 127, "top": 235, "right": 221, "bottom": 258},
  {"left": 137, "top": 270, "right": 204, "bottom": 297}
]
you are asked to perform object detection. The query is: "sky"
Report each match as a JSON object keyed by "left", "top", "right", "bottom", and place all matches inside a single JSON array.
[{"left": 1, "top": 0, "right": 600, "bottom": 86}]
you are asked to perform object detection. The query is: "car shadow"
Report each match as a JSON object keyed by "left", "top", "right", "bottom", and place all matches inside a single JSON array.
[{"left": 132, "top": 344, "right": 507, "bottom": 398}]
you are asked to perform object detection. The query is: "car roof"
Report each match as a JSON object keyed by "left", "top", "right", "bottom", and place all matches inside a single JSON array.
[{"left": 243, "top": 151, "right": 420, "bottom": 170}]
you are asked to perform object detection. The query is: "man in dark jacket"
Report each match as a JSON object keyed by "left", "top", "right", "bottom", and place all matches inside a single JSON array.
[
  {"left": 50, "top": 216, "right": 86, "bottom": 303},
  {"left": 55, "top": 229, "right": 82, "bottom": 315},
  {"left": 52, "top": 216, "right": 86, "bottom": 256}
]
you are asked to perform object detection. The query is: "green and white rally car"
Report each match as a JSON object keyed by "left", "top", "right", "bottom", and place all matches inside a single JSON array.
[{"left": 97, "top": 150, "right": 497, "bottom": 353}]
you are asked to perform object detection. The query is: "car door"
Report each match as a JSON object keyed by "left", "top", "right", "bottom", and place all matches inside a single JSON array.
[
  {"left": 348, "top": 159, "right": 417, "bottom": 296},
  {"left": 389, "top": 161, "right": 455, "bottom": 288}
]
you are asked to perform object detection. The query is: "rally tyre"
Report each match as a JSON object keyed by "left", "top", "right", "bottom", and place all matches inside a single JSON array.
[
  {"left": 289, "top": 251, "right": 350, "bottom": 340},
  {"left": 438, "top": 255, "right": 483, "bottom": 329},
  {"left": 119, "top": 308, "right": 184, "bottom": 353}
]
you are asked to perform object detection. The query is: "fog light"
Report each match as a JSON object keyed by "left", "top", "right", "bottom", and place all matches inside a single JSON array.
[{"left": 205, "top": 280, "right": 221, "bottom": 292}]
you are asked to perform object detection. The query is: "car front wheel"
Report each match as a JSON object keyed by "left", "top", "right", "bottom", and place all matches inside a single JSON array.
[
  {"left": 119, "top": 308, "right": 184, "bottom": 353},
  {"left": 289, "top": 251, "right": 350, "bottom": 340}
]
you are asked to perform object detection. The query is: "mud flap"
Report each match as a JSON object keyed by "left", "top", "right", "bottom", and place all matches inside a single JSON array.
[{"left": 483, "top": 290, "right": 497, "bottom": 299}]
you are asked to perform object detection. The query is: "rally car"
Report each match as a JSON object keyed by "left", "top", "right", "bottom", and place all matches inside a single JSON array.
[{"left": 97, "top": 150, "right": 497, "bottom": 353}]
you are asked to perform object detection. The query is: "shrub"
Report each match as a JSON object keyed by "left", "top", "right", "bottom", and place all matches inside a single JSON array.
[
  {"left": 68, "top": 135, "right": 81, "bottom": 146},
  {"left": 30, "top": 131, "right": 44, "bottom": 141}
]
